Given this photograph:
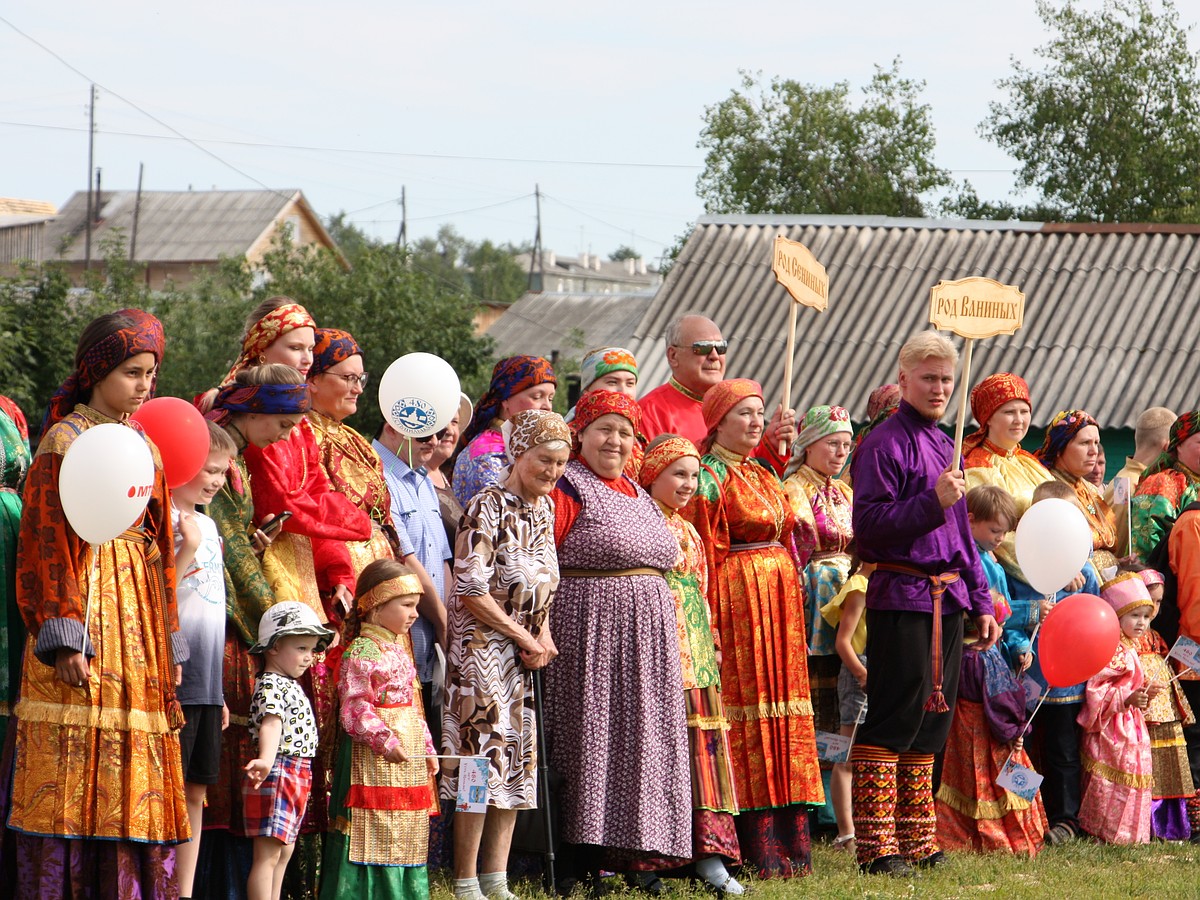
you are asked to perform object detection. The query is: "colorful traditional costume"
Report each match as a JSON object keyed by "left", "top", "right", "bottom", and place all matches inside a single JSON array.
[
  {"left": 0, "top": 397, "right": 30, "bottom": 743},
  {"left": 1136, "top": 626, "right": 1195, "bottom": 839},
  {"left": 639, "top": 437, "right": 740, "bottom": 865},
  {"left": 454, "top": 355, "right": 556, "bottom": 509},
  {"left": 1131, "top": 411, "right": 1200, "bottom": 562},
  {"left": 1078, "top": 573, "right": 1154, "bottom": 844},
  {"left": 9, "top": 311, "right": 189, "bottom": 898},
  {"left": 201, "top": 379, "right": 312, "bottom": 898},
  {"left": 545, "top": 393, "right": 692, "bottom": 868},
  {"left": 849, "top": 396, "right": 993, "bottom": 873},
  {"left": 682, "top": 380, "right": 823, "bottom": 878},
  {"left": 441, "top": 411, "right": 567, "bottom": 810},
  {"left": 323, "top": 569, "right": 434, "bottom": 900}
]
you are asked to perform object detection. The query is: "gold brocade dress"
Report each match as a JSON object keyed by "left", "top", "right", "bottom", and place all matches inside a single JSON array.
[
  {"left": 682, "top": 443, "right": 823, "bottom": 877},
  {"left": 1053, "top": 468, "right": 1120, "bottom": 573},
  {"left": 9, "top": 406, "right": 188, "bottom": 849}
]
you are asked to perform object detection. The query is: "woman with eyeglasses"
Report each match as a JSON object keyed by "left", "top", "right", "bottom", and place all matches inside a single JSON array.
[
  {"left": 781, "top": 405, "right": 856, "bottom": 847},
  {"left": 454, "top": 356, "right": 556, "bottom": 508},
  {"left": 208, "top": 301, "right": 374, "bottom": 898}
]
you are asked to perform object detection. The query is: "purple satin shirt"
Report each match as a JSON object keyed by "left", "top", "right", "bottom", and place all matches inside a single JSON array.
[{"left": 850, "top": 400, "right": 992, "bottom": 618}]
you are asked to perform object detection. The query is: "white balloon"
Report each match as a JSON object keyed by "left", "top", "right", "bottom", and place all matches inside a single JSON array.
[
  {"left": 59, "top": 423, "right": 155, "bottom": 545},
  {"left": 377, "top": 353, "right": 462, "bottom": 438},
  {"left": 1014, "top": 497, "right": 1093, "bottom": 595}
]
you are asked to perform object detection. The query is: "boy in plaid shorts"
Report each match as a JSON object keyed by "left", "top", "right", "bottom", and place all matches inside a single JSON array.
[{"left": 243, "top": 602, "right": 334, "bottom": 900}]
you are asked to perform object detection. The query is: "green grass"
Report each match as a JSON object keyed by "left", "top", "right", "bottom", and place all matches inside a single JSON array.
[{"left": 428, "top": 841, "right": 1200, "bottom": 899}]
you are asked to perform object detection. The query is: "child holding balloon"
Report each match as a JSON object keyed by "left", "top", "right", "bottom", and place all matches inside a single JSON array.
[
  {"left": 7, "top": 309, "right": 190, "bottom": 895},
  {"left": 1078, "top": 572, "right": 1159, "bottom": 843}
]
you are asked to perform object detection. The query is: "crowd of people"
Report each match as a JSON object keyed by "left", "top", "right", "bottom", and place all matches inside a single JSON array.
[{"left": 0, "top": 302, "right": 1198, "bottom": 900}]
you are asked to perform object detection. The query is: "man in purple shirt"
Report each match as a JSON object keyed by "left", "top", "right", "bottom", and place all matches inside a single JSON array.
[{"left": 849, "top": 331, "right": 999, "bottom": 877}]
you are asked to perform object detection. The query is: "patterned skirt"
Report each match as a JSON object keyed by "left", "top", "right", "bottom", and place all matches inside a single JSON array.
[{"left": 935, "top": 699, "right": 1047, "bottom": 856}]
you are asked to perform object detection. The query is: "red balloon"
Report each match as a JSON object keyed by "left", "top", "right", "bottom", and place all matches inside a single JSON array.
[
  {"left": 1038, "top": 593, "right": 1121, "bottom": 688},
  {"left": 130, "top": 397, "right": 210, "bottom": 488}
]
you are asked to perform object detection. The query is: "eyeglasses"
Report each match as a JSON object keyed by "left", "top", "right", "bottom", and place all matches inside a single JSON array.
[
  {"left": 675, "top": 340, "right": 728, "bottom": 356},
  {"left": 322, "top": 372, "right": 369, "bottom": 388},
  {"left": 821, "top": 439, "right": 852, "bottom": 453}
]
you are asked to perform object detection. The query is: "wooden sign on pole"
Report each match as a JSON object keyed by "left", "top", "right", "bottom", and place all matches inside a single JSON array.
[
  {"left": 928, "top": 276, "right": 1025, "bottom": 469},
  {"left": 772, "top": 235, "right": 829, "bottom": 455}
]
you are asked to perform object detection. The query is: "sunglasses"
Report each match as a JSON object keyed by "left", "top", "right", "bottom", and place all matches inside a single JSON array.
[
  {"left": 416, "top": 428, "right": 449, "bottom": 444},
  {"left": 676, "top": 340, "right": 728, "bottom": 356}
]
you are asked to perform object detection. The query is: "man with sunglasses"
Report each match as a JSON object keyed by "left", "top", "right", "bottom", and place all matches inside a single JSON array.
[
  {"left": 374, "top": 421, "right": 453, "bottom": 741},
  {"left": 641, "top": 313, "right": 796, "bottom": 472}
]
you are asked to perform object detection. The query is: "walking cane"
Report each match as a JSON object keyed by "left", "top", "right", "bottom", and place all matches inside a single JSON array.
[{"left": 532, "top": 668, "right": 556, "bottom": 893}]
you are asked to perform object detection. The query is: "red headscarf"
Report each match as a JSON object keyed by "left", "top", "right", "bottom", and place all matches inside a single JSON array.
[
  {"left": 573, "top": 389, "right": 642, "bottom": 435},
  {"left": 701, "top": 378, "right": 763, "bottom": 432},
  {"left": 637, "top": 436, "right": 700, "bottom": 489},
  {"left": 44, "top": 309, "right": 165, "bottom": 431},
  {"left": 222, "top": 302, "right": 316, "bottom": 385},
  {"left": 963, "top": 372, "right": 1031, "bottom": 455}
]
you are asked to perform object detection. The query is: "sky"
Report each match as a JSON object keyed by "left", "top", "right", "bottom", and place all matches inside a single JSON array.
[{"left": 0, "top": 2, "right": 1123, "bottom": 267}]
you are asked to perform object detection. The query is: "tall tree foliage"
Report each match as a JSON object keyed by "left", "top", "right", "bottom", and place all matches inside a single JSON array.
[
  {"left": 696, "top": 62, "right": 951, "bottom": 216},
  {"left": 983, "top": 0, "right": 1200, "bottom": 222}
]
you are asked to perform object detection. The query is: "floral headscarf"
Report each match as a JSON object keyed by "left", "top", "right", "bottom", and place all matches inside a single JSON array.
[
  {"left": 205, "top": 382, "right": 312, "bottom": 426},
  {"left": 1034, "top": 409, "right": 1098, "bottom": 471},
  {"left": 573, "top": 390, "right": 642, "bottom": 435},
  {"left": 579, "top": 347, "right": 638, "bottom": 392},
  {"left": 638, "top": 435, "right": 700, "bottom": 489},
  {"left": 45, "top": 308, "right": 165, "bottom": 431},
  {"left": 463, "top": 356, "right": 556, "bottom": 446},
  {"left": 784, "top": 405, "right": 852, "bottom": 479},
  {"left": 855, "top": 383, "right": 901, "bottom": 451},
  {"left": 222, "top": 302, "right": 316, "bottom": 385},
  {"left": 309, "top": 328, "right": 362, "bottom": 378}
]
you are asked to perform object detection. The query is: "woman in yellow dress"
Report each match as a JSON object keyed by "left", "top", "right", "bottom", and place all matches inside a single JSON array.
[{"left": 8, "top": 309, "right": 188, "bottom": 897}]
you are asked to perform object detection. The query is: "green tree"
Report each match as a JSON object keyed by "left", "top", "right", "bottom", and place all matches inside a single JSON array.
[
  {"left": 983, "top": 0, "right": 1200, "bottom": 222},
  {"left": 324, "top": 212, "right": 379, "bottom": 266},
  {"left": 465, "top": 239, "right": 527, "bottom": 304},
  {"left": 608, "top": 245, "right": 640, "bottom": 262},
  {"left": 696, "top": 61, "right": 951, "bottom": 216}
]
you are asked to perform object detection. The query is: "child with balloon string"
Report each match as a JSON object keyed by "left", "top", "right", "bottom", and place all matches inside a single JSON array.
[
  {"left": 934, "top": 485, "right": 1047, "bottom": 855},
  {"left": 1077, "top": 572, "right": 1158, "bottom": 843},
  {"left": 5, "top": 309, "right": 189, "bottom": 897},
  {"left": 1008, "top": 480, "right": 1100, "bottom": 846},
  {"left": 1132, "top": 567, "right": 1195, "bottom": 840}
]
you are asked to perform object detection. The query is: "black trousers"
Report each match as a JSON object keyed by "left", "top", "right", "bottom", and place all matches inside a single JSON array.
[
  {"left": 1179, "top": 680, "right": 1200, "bottom": 789},
  {"left": 1035, "top": 700, "right": 1082, "bottom": 828},
  {"left": 857, "top": 608, "right": 964, "bottom": 755}
]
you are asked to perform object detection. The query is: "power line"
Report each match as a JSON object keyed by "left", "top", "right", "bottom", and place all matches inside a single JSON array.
[
  {"left": 541, "top": 193, "right": 672, "bottom": 247},
  {"left": 0, "top": 15, "right": 292, "bottom": 200},
  {"left": 0, "top": 118, "right": 705, "bottom": 170}
]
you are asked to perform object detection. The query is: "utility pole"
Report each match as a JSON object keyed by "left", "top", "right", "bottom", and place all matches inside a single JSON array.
[
  {"left": 84, "top": 84, "right": 96, "bottom": 272},
  {"left": 396, "top": 186, "right": 407, "bottom": 247},
  {"left": 528, "top": 184, "right": 543, "bottom": 292},
  {"left": 130, "top": 162, "right": 144, "bottom": 262}
]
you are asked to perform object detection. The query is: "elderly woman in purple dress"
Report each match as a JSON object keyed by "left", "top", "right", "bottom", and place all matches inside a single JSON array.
[{"left": 544, "top": 390, "right": 692, "bottom": 891}]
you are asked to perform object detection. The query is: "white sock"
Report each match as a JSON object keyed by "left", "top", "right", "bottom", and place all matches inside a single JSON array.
[
  {"left": 479, "top": 871, "right": 518, "bottom": 900},
  {"left": 454, "top": 876, "right": 486, "bottom": 900},
  {"left": 695, "top": 856, "right": 744, "bottom": 895}
]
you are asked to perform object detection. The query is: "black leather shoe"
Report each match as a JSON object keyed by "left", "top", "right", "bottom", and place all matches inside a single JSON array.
[
  {"left": 913, "top": 850, "right": 948, "bottom": 869},
  {"left": 860, "top": 854, "right": 914, "bottom": 877}
]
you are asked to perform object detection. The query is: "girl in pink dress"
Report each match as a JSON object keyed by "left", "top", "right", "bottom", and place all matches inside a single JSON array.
[{"left": 1078, "top": 572, "right": 1160, "bottom": 843}]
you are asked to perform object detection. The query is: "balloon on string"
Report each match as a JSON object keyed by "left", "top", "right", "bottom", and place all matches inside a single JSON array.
[
  {"left": 59, "top": 424, "right": 155, "bottom": 544},
  {"left": 1014, "top": 497, "right": 1093, "bottom": 595},
  {"left": 130, "top": 396, "right": 209, "bottom": 488},
  {"left": 378, "top": 353, "right": 461, "bottom": 438},
  {"left": 1038, "top": 593, "right": 1120, "bottom": 687}
]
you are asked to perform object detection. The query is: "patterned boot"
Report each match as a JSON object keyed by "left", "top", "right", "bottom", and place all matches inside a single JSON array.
[
  {"left": 896, "top": 751, "right": 944, "bottom": 867},
  {"left": 850, "top": 745, "right": 909, "bottom": 876}
]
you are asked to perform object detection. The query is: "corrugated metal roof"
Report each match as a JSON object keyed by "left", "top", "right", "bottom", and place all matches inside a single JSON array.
[
  {"left": 41, "top": 189, "right": 309, "bottom": 262},
  {"left": 628, "top": 217, "right": 1200, "bottom": 430},
  {"left": 487, "top": 291, "right": 655, "bottom": 363}
]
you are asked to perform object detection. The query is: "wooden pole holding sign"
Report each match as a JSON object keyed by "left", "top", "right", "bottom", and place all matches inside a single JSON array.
[
  {"left": 928, "top": 277, "right": 1026, "bottom": 470},
  {"left": 771, "top": 235, "right": 829, "bottom": 456}
]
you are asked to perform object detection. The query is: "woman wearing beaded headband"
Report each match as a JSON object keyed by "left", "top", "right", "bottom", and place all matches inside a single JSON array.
[{"left": 680, "top": 379, "right": 824, "bottom": 879}]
